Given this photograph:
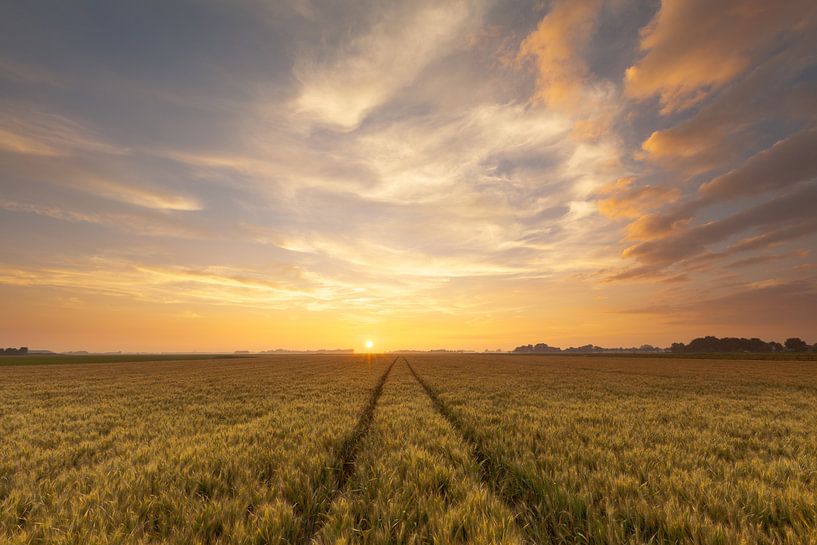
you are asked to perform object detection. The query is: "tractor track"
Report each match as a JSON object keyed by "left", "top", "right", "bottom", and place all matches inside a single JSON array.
[
  {"left": 405, "top": 357, "right": 576, "bottom": 545},
  {"left": 300, "top": 355, "right": 397, "bottom": 543}
]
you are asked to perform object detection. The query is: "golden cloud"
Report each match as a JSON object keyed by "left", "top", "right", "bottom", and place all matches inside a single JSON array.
[
  {"left": 625, "top": 0, "right": 816, "bottom": 114},
  {"left": 595, "top": 177, "right": 681, "bottom": 220},
  {"left": 517, "top": 0, "right": 602, "bottom": 111}
]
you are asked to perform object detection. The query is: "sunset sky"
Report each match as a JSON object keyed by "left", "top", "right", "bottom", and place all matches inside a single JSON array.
[{"left": 2, "top": 0, "right": 816, "bottom": 352}]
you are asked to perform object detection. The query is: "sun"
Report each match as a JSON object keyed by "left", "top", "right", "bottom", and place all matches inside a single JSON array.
[{"left": 365, "top": 340, "right": 374, "bottom": 350}]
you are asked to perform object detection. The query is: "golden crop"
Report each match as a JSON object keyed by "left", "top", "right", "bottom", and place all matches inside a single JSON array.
[
  {"left": 408, "top": 354, "right": 817, "bottom": 545},
  {"left": 2, "top": 354, "right": 815, "bottom": 544},
  {"left": 0, "top": 355, "right": 388, "bottom": 544}
]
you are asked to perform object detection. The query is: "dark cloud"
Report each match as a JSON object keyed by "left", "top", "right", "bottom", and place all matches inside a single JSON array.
[
  {"left": 625, "top": 183, "right": 817, "bottom": 265},
  {"left": 638, "top": 36, "right": 817, "bottom": 172},
  {"left": 624, "top": 279, "right": 817, "bottom": 337},
  {"left": 728, "top": 250, "right": 809, "bottom": 269},
  {"left": 700, "top": 128, "right": 817, "bottom": 200},
  {"left": 628, "top": 128, "right": 817, "bottom": 239}
]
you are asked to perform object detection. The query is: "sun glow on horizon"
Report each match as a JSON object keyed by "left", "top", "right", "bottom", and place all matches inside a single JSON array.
[{"left": 365, "top": 340, "right": 374, "bottom": 351}]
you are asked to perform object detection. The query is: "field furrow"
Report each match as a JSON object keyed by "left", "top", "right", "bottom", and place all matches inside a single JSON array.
[
  {"left": 313, "top": 358, "right": 523, "bottom": 545},
  {"left": 407, "top": 358, "right": 592, "bottom": 545},
  {"left": 303, "top": 356, "right": 397, "bottom": 541},
  {"left": 0, "top": 355, "right": 391, "bottom": 545},
  {"left": 3, "top": 353, "right": 816, "bottom": 545},
  {"left": 409, "top": 354, "right": 817, "bottom": 545}
]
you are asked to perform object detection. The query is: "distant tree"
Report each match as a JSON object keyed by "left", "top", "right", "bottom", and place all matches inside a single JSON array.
[
  {"left": 533, "top": 343, "right": 561, "bottom": 353},
  {"left": 746, "top": 338, "right": 769, "bottom": 352},
  {"left": 510, "top": 336, "right": 808, "bottom": 355},
  {"left": 681, "top": 336, "right": 782, "bottom": 353},
  {"left": 812, "top": 343, "right": 817, "bottom": 353},
  {"left": 563, "top": 344, "right": 596, "bottom": 353},
  {"left": 784, "top": 338, "right": 808, "bottom": 352},
  {"left": 686, "top": 336, "right": 720, "bottom": 352}
]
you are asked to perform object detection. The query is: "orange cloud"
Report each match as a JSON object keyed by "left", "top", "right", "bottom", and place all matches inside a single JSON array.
[
  {"left": 625, "top": 0, "right": 816, "bottom": 114},
  {"left": 0, "top": 107, "right": 126, "bottom": 156},
  {"left": 0, "top": 126, "right": 62, "bottom": 156},
  {"left": 622, "top": 184, "right": 817, "bottom": 267},
  {"left": 639, "top": 119, "right": 754, "bottom": 175},
  {"left": 631, "top": 128, "right": 817, "bottom": 240},
  {"left": 625, "top": 210, "right": 690, "bottom": 241},
  {"left": 517, "top": 0, "right": 602, "bottom": 111},
  {"left": 596, "top": 177, "right": 680, "bottom": 220}
]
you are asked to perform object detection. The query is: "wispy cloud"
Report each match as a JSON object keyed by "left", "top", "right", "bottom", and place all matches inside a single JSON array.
[
  {"left": 0, "top": 106, "right": 127, "bottom": 156},
  {"left": 293, "top": 1, "right": 481, "bottom": 130},
  {"left": 1, "top": 0, "right": 816, "bottom": 349}
]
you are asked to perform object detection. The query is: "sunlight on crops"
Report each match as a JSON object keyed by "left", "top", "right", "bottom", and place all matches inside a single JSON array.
[{"left": 1, "top": 354, "right": 815, "bottom": 544}]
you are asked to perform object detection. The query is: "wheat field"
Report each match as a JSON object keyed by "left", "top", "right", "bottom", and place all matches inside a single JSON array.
[{"left": 1, "top": 354, "right": 815, "bottom": 544}]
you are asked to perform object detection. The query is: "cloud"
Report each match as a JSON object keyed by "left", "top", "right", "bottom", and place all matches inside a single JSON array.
[
  {"left": 699, "top": 129, "right": 817, "bottom": 200},
  {"left": 351, "top": 101, "right": 571, "bottom": 203},
  {"left": 625, "top": 0, "right": 817, "bottom": 113},
  {"left": 637, "top": 40, "right": 817, "bottom": 172},
  {"left": 2, "top": 0, "right": 815, "bottom": 348},
  {"left": 625, "top": 279, "right": 817, "bottom": 335},
  {"left": 639, "top": 123, "right": 746, "bottom": 174},
  {"left": 624, "top": 205, "right": 693, "bottom": 241},
  {"left": 726, "top": 221, "right": 817, "bottom": 255},
  {"left": 3, "top": 1, "right": 627, "bottom": 304},
  {"left": 293, "top": 1, "right": 478, "bottom": 130},
  {"left": 0, "top": 200, "right": 104, "bottom": 225},
  {"left": 728, "top": 250, "right": 809, "bottom": 269},
  {"left": 0, "top": 106, "right": 127, "bottom": 156},
  {"left": 0, "top": 261, "right": 335, "bottom": 309},
  {"left": 595, "top": 177, "right": 680, "bottom": 219},
  {"left": 2, "top": 148, "right": 204, "bottom": 213},
  {"left": 626, "top": 220, "right": 817, "bottom": 277},
  {"left": 0, "top": 126, "right": 64, "bottom": 156},
  {"left": 517, "top": 0, "right": 602, "bottom": 110},
  {"left": 623, "top": 183, "right": 817, "bottom": 266},
  {"left": 78, "top": 177, "right": 203, "bottom": 211},
  {"left": 629, "top": 129, "right": 817, "bottom": 240},
  {"left": 516, "top": 0, "right": 628, "bottom": 142},
  {"left": 0, "top": 197, "right": 212, "bottom": 239}
]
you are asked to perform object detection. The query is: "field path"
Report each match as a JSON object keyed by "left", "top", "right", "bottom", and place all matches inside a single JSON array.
[
  {"left": 406, "top": 357, "right": 586, "bottom": 545},
  {"left": 312, "top": 356, "right": 523, "bottom": 544},
  {"left": 302, "top": 356, "right": 397, "bottom": 542}
]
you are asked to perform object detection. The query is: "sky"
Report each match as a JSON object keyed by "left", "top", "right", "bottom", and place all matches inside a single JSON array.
[{"left": 1, "top": 0, "right": 816, "bottom": 352}]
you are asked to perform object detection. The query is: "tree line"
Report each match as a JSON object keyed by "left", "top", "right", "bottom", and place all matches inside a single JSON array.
[
  {"left": 669, "top": 336, "right": 814, "bottom": 353},
  {"left": 0, "top": 346, "right": 29, "bottom": 355},
  {"left": 513, "top": 336, "right": 816, "bottom": 354}
]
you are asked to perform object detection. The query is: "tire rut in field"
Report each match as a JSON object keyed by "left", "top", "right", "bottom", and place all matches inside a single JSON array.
[
  {"left": 405, "top": 358, "right": 585, "bottom": 545},
  {"left": 301, "top": 356, "right": 397, "bottom": 543}
]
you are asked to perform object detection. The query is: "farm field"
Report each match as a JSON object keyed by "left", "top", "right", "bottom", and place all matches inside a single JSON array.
[
  {"left": 1, "top": 354, "right": 816, "bottom": 544},
  {"left": 0, "top": 354, "right": 252, "bottom": 367}
]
